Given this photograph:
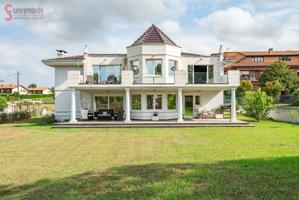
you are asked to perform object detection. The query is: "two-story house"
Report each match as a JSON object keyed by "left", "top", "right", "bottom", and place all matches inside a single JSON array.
[
  {"left": 42, "top": 24, "right": 240, "bottom": 123},
  {"left": 224, "top": 48, "right": 299, "bottom": 87}
]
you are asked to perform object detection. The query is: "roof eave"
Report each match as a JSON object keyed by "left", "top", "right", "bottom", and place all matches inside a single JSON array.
[{"left": 42, "top": 59, "right": 84, "bottom": 67}]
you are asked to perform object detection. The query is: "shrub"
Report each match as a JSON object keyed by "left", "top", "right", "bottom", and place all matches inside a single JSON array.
[
  {"left": 236, "top": 80, "right": 253, "bottom": 106},
  {"left": 292, "top": 88, "right": 299, "bottom": 106},
  {"left": 0, "top": 111, "right": 31, "bottom": 124},
  {"left": 263, "top": 80, "right": 283, "bottom": 103},
  {"left": 243, "top": 88, "right": 273, "bottom": 121},
  {"left": 0, "top": 96, "right": 8, "bottom": 112}
]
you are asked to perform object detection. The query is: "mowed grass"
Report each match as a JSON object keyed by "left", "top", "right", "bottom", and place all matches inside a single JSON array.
[{"left": 0, "top": 118, "right": 298, "bottom": 199}]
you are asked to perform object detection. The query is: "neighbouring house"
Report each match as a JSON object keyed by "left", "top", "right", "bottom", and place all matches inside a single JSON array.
[
  {"left": 224, "top": 48, "right": 299, "bottom": 87},
  {"left": 28, "top": 87, "right": 53, "bottom": 94},
  {"left": 42, "top": 24, "right": 240, "bottom": 123},
  {"left": 0, "top": 84, "right": 28, "bottom": 94}
]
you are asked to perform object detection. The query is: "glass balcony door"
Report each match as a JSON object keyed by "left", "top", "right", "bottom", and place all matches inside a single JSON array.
[{"left": 188, "top": 65, "right": 214, "bottom": 84}]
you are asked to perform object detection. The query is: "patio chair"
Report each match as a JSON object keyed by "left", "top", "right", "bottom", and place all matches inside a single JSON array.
[{"left": 81, "top": 109, "right": 89, "bottom": 120}]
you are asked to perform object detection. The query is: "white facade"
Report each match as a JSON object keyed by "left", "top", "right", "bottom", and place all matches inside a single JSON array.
[
  {"left": 0, "top": 85, "right": 28, "bottom": 94},
  {"left": 42, "top": 25, "right": 240, "bottom": 122}
]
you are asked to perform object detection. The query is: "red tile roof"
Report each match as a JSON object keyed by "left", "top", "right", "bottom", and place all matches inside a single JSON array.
[
  {"left": 130, "top": 24, "right": 178, "bottom": 47},
  {"left": 0, "top": 85, "right": 26, "bottom": 89},
  {"left": 28, "top": 87, "right": 50, "bottom": 91}
]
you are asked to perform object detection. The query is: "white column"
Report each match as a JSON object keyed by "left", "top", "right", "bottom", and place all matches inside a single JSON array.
[
  {"left": 125, "top": 88, "right": 131, "bottom": 122},
  {"left": 230, "top": 87, "right": 237, "bottom": 122},
  {"left": 70, "top": 88, "right": 77, "bottom": 123},
  {"left": 177, "top": 88, "right": 183, "bottom": 122}
]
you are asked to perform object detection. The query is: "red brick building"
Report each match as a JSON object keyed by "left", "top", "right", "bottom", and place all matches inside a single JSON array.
[{"left": 224, "top": 48, "right": 299, "bottom": 86}]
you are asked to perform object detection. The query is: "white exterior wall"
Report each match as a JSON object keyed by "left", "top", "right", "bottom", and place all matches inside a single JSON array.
[
  {"left": 11, "top": 87, "right": 28, "bottom": 94},
  {"left": 48, "top": 42, "right": 237, "bottom": 121},
  {"left": 55, "top": 66, "right": 82, "bottom": 121}
]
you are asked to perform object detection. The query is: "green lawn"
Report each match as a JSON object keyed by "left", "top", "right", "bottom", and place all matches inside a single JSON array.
[{"left": 0, "top": 118, "right": 298, "bottom": 199}]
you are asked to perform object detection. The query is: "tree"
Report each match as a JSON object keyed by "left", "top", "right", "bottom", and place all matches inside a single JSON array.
[
  {"left": 259, "top": 61, "right": 298, "bottom": 94},
  {"left": 236, "top": 80, "right": 253, "bottom": 105},
  {"left": 292, "top": 88, "right": 299, "bottom": 106},
  {"left": 263, "top": 80, "right": 283, "bottom": 103},
  {"left": 28, "top": 83, "right": 37, "bottom": 88},
  {"left": 243, "top": 88, "right": 273, "bottom": 121},
  {"left": 0, "top": 96, "right": 8, "bottom": 112}
]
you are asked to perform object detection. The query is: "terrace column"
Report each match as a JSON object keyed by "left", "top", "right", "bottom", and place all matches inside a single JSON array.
[
  {"left": 70, "top": 88, "right": 77, "bottom": 123},
  {"left": 125, "top": 88, "right": 131, "bottom": 122},
  {"left": 230, "top": 87, "right": 237, "bottom": 122},
  {"left": 177, "top": 88, "right": 183, "bottom": 122}
]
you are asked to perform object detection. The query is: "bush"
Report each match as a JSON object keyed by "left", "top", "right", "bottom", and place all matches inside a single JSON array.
[
  {"left": 19, "top": 94, "right": 54, "bottom": 100},
  {"left": 243, "top": 88, "right": 273, "bottom": 121},
  {"left": 0, "top": 111, "right": 31, "bottom": 124},
  {"left": 0, "top": 96, "right": 8, "bottom": 112},
  {"left": 263, "top": 80, "right": 283, "bottom": 103},
  {"left": 292, "top": 88, "right": 299, "bottom": 106},
  {"left": 236, "top": 80, "right": 253, "bottom": 106}
]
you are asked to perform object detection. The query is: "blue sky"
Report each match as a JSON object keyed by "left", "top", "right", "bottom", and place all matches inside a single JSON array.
[{"left": 0, "top": 0, "right": 299, "bottom": 87}]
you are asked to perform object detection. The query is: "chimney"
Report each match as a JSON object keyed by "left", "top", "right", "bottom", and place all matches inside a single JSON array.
[
  {"left": 268, "top": 48, "right": 273, "bottom": 54},
  {"left": 219, "top": 44, "right": 223, "bottom": 54},
  {"left": 56, "top": 49, "right": 68, "bottom": 58}
]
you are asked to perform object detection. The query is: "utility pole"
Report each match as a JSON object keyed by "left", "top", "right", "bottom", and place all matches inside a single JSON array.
[{"left": 15, "top": 71, "right": 21, "bottom": 93}]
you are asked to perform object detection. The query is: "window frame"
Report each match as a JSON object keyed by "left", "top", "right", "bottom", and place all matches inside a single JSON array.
[
  {"left": 131, "top": 94, "right": 142, "bottom": 110},
  {"left": 146, "top": 59, "right": 162, "bottom": 76},
  {"left": 130, "top": 60, "right": 140, "bottom": 76},
  {"left": 168, "top": 59, "right": 177, "bottom": 76},
  {"left": 167, "top": 94, "right": 177, "bottom": 110},
  {"left": 146, "top": 94, "right": 163, "bottom": 110}
]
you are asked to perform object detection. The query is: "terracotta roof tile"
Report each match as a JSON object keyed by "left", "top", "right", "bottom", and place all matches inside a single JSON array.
[
  {"left": 130, "top": 24, "right": 178, "bottom": 47},
  {"left": 0, "top": 85, "right": 26, "bottom": 89},
  {"left": 28, "top": 87, "right": 50, "bottom": 91}
]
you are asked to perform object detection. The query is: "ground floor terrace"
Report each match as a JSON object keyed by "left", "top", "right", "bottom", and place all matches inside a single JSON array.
[{"left": 55, "top": 84, "right": 239, "bottom": 125}]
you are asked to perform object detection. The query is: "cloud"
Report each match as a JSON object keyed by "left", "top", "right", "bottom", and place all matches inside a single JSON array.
[
  {"left": 7, "top": 0, "right": 187, "bottom": 43},
  {"left": 195, "top": 6, "right": 299, "bottom": 50},
  {"left": 0, "top": 40, "right": 54, "bottom": 86}
]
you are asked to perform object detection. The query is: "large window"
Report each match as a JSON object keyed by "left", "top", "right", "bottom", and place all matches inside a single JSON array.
[
  {"left": 130, "top": 60, "right": 140, "bottom": 76},
  {"left": 188, "top": 65, "right": 213, "bottom": 84},
  {"left": 95, "top": 96, "right": 108, "bottom": 109},
  {"left": 167, "top": 94, "right": 176, "bottom": 110},
  {"left": 95, "top": 96, "right": 123, "bottom": 112},
  {"left": 147, "top": 95, "right": 154, "bottom": 109},
  {"left": 146, "top": 94, "right": 162, "bottom": 110},
  {"left": 132, "top": 94, "right": 141, "bottom": 110},
  {"left": 93, "top": 65, "right": 121, "bottom": 84},
  {"left": 155, "top": 95, "right": 162, "bottom": 110},
  {"left": 146, "top": 59, "right": 162, "bottom": 76},
  {"left": 168, "top": 60, "right": 177, "bottom": 76}
]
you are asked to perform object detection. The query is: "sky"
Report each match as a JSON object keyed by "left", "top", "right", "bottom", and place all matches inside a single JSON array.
[{"left": 0, "top": 0, "right": 299, "bottom": 87}]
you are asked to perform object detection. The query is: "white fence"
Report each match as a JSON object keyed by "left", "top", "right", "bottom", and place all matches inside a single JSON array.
[{"left": 269, "top": 106, "right": 299, "bottom": 123}]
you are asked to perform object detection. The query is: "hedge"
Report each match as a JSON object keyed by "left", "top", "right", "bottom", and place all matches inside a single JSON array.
[
  {"left": 0, "top": 94, "right": 54, "bottom": 101},
  {"left": 0, "top": 111, "right": 32, "bottom": 124}
]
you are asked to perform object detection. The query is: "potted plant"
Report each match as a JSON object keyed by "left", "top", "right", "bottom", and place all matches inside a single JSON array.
[{"left": 152, "top": 112, "right": 159, "bottom": 121}]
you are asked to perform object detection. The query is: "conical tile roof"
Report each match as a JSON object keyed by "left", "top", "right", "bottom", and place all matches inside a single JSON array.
[{"left": 130, "top": 24, "right": 178, "bottom": 47}]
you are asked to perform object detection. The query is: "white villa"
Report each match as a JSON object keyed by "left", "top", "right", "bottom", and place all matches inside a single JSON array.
[{"left": 42, "top": 24, "right": 240, "bottom": 123}]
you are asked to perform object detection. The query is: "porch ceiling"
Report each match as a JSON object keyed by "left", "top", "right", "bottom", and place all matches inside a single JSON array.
[{"left": 71, "top": 84, "right": 234, "bottom": 91}]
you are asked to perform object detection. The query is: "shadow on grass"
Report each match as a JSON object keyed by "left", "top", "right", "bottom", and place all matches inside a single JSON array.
[
  {"left": 12, "top": 117, "right": 54, "bottom": 128},
  {"left": 1, "top": 156, "right": 298, "bottom": 200}
]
